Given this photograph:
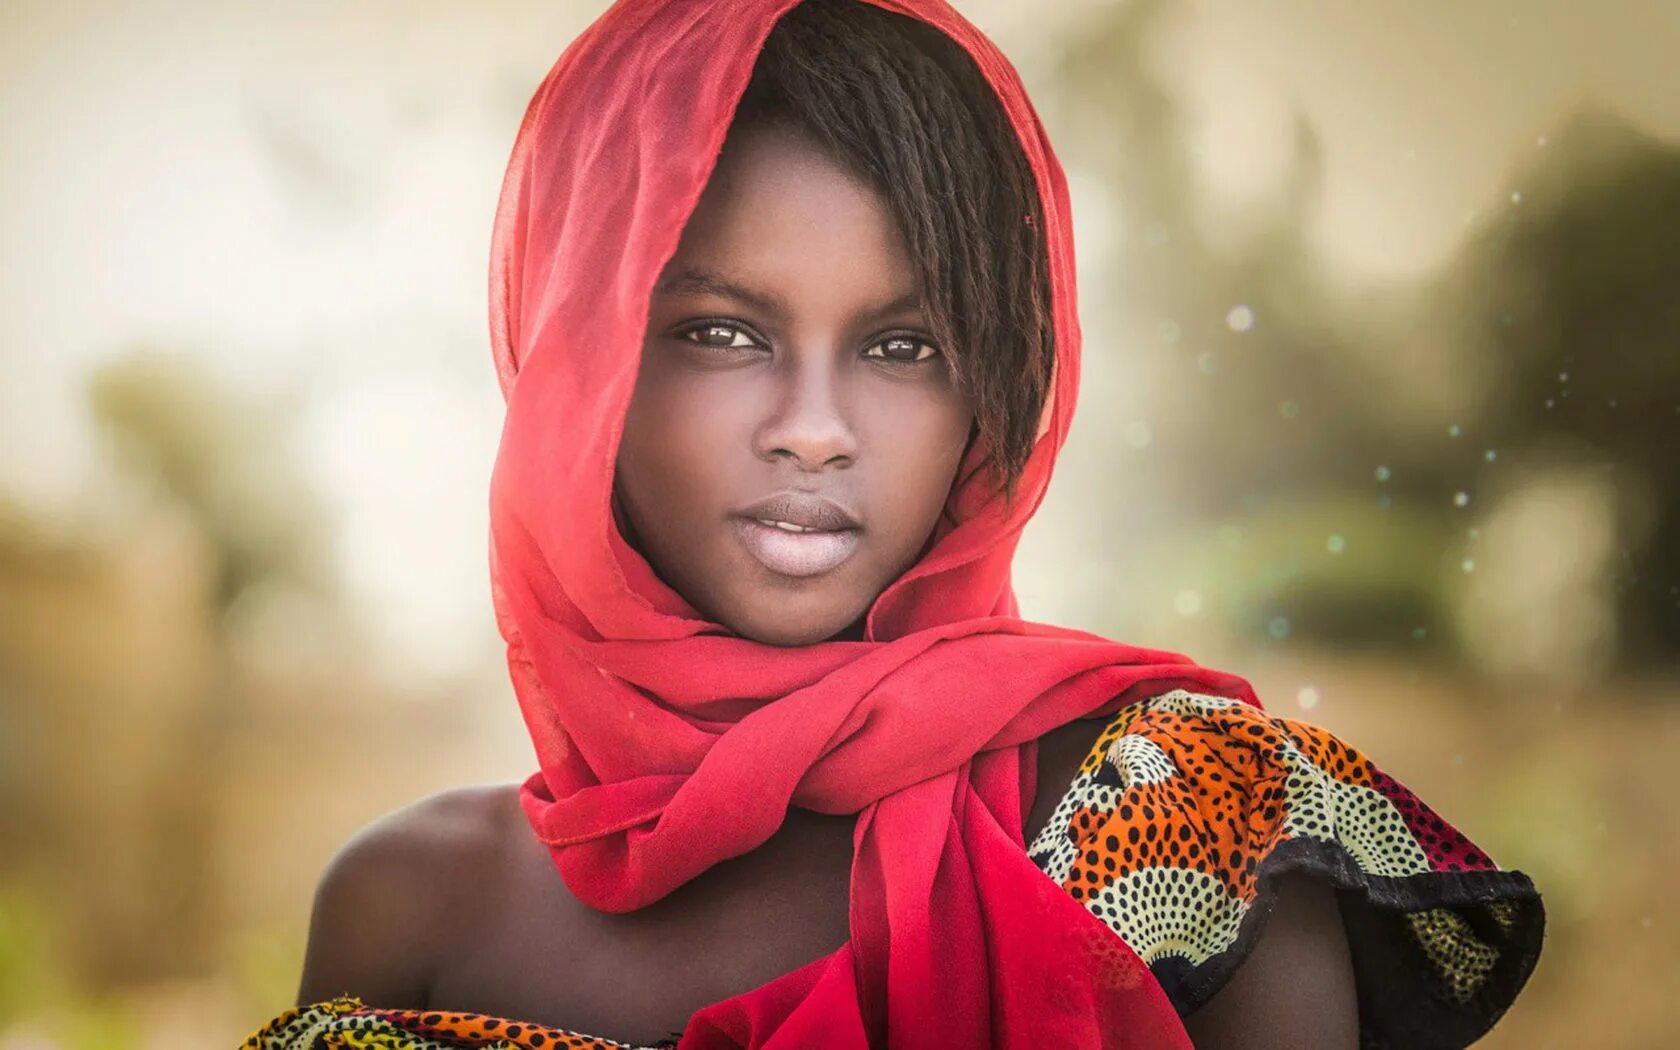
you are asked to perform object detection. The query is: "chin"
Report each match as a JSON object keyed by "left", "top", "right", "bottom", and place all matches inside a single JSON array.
[
  {"left": 723, "top": 594, "right": 868, "bottom": 647},
  {"left": 729, "top": 613, "right": 843, "bottom": 647}
]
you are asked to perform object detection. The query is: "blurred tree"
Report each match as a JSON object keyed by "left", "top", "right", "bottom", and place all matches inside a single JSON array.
[
  {"left": 1043, "top": 0, "right": 1466, "bottom": 650},
  {"left": 87, "top": 351, "right": 335, "bottom": 611},
  {"left": 0, "top": 350, "right": 336, "bottom": 990},
  {"left": 1043, "top": 2, "right": 1678, "bottom": 670},
  {"left": 1442, "top": 110, "right": 1680, "bottom": 667}
]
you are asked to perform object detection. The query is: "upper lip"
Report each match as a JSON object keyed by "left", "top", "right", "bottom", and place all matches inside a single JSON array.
[{"left": 736, "top": 490, "right": 862, "bottom": 531}]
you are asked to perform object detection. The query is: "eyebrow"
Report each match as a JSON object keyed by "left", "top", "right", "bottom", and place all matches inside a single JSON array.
[{"left": 653, "top": 265, "right": 924, "bottom": 323}]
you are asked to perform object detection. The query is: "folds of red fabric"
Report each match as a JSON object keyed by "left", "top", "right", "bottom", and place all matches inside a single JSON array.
[{"left": 486, "top": 0, "right": 1261, "bottom": 1044}]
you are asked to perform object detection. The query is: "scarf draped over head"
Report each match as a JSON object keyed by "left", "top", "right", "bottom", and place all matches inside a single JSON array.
[{"left": 487, "top": 0, "right": 1260, "bottom": 1045}]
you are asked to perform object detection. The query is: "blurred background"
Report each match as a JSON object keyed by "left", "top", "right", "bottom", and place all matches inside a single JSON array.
[{"left": 1, "top": 0, "right": 1676, "bottom": 1045}]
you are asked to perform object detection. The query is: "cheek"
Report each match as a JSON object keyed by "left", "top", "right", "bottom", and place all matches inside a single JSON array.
[
  {"left": 618, "top": 366, "right": 751, "bottom": 508},
  {"left": 862, "top": 386, "right": 974, "bottom": 517}
]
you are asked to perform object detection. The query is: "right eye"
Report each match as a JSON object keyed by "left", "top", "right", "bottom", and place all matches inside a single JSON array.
[{"left": 678, "top": 321, "right": 760, "bottom": 350}]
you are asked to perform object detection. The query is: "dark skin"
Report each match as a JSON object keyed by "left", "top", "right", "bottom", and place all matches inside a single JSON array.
[
  {"left": 298, "top": 125, "right": 1359, "bottom": 1047},
  {"left": 615, "top": 121, "right": 974, "bottom": 647}
]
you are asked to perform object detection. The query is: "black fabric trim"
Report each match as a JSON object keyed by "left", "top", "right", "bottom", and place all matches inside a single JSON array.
[{"left": 1155, "top": 835, "right": 1545, "bottom": 1050}]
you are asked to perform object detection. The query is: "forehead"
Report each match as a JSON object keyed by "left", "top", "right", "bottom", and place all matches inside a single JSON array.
[{"left": 661, "top": 123, "right": 920, "bottom": 309}]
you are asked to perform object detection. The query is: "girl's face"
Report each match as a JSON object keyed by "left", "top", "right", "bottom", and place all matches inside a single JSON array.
[{"left": 615, "top": 122, "right": 976, "bottom": 646}]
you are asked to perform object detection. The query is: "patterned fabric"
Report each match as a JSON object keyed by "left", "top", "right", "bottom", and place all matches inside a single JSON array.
[
  {"left": 243, "top": 690, "right": 1543, "bottom": 1050},
  {"left": 1026, "top": 690, "right": 1543, "bottom": 1047},
  {"left": 241, "top": 997, "right": 654, "bottom": 1050}
]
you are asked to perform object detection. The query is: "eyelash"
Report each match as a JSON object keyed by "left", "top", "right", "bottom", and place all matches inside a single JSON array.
[{"left": 675, "top": 319, "right": 941, "bottom": 365}]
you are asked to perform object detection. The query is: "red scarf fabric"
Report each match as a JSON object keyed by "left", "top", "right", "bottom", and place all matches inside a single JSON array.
[{"left": 487, "top": 1, "right": 1260, "bottom": 1045}]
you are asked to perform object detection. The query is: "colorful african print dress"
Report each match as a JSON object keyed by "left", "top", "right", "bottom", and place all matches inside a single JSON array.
[{"left": 242, "top": 689, "right": 1543, "bottom": 1050}]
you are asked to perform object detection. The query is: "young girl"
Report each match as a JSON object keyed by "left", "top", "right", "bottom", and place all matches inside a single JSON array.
[{"left": 243, "top": 0, "right": 1543, "bottom": 1046}]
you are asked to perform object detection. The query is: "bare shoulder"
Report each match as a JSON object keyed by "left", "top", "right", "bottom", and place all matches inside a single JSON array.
[
  {"left": 1183, "top": 872, "right": 1358, "bottom": 1048},
  {"left": 295, "top": 783, "right": 525, "bottom": 1008}
]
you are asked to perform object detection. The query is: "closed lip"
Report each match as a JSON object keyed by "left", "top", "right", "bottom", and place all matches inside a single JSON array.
[{"left": 735, "top": 490, "right": 862, "bottom": 532}]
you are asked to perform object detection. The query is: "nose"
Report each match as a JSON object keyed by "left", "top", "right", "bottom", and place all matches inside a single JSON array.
[{"left": 753, "top": 349, "right": 858, "bottom": 472}]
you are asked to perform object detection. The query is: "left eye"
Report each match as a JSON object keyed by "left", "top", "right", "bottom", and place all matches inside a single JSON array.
[
  {"left": 865, "top": 336, "right": 939, "bottom": 363},
  {"left": 682, "top": 323, "right": 759, "bottom": 349}
]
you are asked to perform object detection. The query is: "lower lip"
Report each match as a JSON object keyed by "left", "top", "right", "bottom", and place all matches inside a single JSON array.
[{"left": 732, "top": 517, "right": 861, "bottom": 578}]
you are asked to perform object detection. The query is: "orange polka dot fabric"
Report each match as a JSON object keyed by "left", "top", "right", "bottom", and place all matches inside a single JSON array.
[
  {"left": 242, "top": 996, "right": 666, "bottom": 1049},
  {"left": 243, "top": 689, "right": 1542, "bottom": 1049},
  {"left": 1026, "top": 689, "right": 1543, "bottom": 1047}
]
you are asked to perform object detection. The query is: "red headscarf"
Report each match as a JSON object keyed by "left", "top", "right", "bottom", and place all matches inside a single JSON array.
[{"left": 487, "top": 0, "right": 1260, "bottom": 1045}]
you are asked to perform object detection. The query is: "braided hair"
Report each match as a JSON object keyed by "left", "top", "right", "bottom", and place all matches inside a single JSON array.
[{"left": 733, "top": 0, "right": 1055, "bottom": 504}]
